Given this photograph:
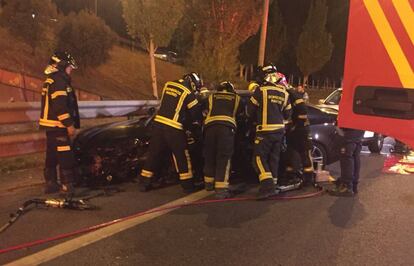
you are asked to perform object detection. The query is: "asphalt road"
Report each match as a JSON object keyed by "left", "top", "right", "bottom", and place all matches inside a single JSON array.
[{"left": 1, "top": 145, "right": 413, "bottom": 265}]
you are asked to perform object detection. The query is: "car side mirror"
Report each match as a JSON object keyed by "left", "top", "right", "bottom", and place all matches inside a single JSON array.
[{"left": 318, "top": 99, "right": 325, "bottom": 105}]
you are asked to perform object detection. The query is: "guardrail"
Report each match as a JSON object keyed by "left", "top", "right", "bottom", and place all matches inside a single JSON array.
[{"left": 0, "top": 100, "right": 159, "bottom": 158}]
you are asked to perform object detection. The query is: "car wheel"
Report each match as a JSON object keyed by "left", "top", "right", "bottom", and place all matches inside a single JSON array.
[
  {"left": 311, "top": 142, "right": 327, "bottom": 169},
  {"left": 368, "top": 134, "right": 384, "bottom": 153}
]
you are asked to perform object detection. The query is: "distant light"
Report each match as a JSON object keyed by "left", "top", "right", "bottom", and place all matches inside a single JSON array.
[
  {"left": 315, "top": 133, "right": 319, "bottom": 139},
  {"left": 32, "top": 13, "right": 36, "bottom": 19},
  {"left": 364, "top": 131, "right": 374, "bottom": 138}
]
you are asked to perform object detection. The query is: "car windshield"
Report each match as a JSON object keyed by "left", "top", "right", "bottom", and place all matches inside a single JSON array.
[{"left": 324, "top": 90, "right": 342, "bottom": 105}]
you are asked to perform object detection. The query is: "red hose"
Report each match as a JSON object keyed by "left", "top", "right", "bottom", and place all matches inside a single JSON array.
[{"left": 0, "top": 188, "right": 324, "bottom": 255}]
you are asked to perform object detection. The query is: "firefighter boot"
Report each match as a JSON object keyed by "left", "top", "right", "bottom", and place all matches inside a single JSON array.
[
  {"left": 44, "top": 168, "right": 60, "bottom": 194},
  {"left": 181, "top": 179, "right": 196, "bottom": 194},
  {"left": 205, "top": 182, "right": 214, "bottom": 191},
  {"left": 215, "top": 188, "right": 232, "bottom": 199},
  {"left": 352, "top": 182, "right": 359, "bottom": 194},
  {"left": 138, "top": 176, "right": 153, "bottom": 192},
  {"left": 60, "top": 168, "right": 76, "bottom": 197},
  {"left": 302, "top": 172, "right": 316, "bottom": 188},
  {"left": 257, "top": 179, "right": 276, "bottom": 200},
  {"left": 328, "top": 182, "right": 354, "bottom": 197}
]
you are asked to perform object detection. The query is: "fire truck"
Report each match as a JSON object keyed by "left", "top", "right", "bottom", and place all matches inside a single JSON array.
[{"left": 339, "top": 0, "right": 414, "bottom": 148}]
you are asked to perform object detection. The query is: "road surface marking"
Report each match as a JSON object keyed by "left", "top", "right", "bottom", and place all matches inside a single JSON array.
[{"left": 6, "top": 190, "right": 212, "bottom": 266}]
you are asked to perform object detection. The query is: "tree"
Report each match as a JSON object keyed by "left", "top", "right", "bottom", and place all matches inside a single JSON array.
[
  {"left": 240, "top": 0, "right": 287, "bottom": 66},
  {"left": 296, "top": 0, "right": 333, "bottom": 85},
  {"left": 56, "top": 11, "right": 116, "bottom": 69},
  {"left": 0, "top": 0, "right": 58, "bottom": 55},
  {"left": 121, "top": 0, "right": 185, "bottom": 99},
  {"left": 187, "top": 0, "right": 262, "bottom": 82}
]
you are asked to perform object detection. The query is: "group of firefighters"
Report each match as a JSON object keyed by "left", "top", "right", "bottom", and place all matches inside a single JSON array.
[{"left": 39, "top": 51, "right": 364, "bottom": 200}]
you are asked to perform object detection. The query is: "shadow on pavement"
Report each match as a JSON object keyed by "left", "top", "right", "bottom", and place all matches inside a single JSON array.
[{"left": 328, "top": 196, "right": 366, "bottom": 228}]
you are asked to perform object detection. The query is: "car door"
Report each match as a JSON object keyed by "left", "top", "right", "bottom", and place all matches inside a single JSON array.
[{"left": 339, "top": 0, "right": 414, "bottom": 148}]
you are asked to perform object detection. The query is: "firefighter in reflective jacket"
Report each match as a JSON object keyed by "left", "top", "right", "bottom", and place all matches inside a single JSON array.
[
  {"left": 247, "top": 64, "right": 292, "bottom": 199},
  {"left": 203, "top": 81, "right": 241, "bottom": 199},
  {"left": 139, "top": 73, "right": 203, "bottom": 193},
  {"left": 39, "top": 52, "right": 80, "bottom": 195},
  {"left": 284, "top": 82, "right": 315, "bottom": 187}
]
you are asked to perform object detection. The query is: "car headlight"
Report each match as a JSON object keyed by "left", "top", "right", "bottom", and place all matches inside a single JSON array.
[{"left": 363, "top": 131, "right": 374, "bottom": 138}]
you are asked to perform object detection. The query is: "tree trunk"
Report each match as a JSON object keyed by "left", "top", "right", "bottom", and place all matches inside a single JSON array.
[
  {"left": 303, "top": 75, "right": 309, "bottom": 86},
  {"left": 239, "top": 64, "right": 244, "bottom": 79},
  {"left": 148, "top": 37, "right": 158, "bottom": 99}
]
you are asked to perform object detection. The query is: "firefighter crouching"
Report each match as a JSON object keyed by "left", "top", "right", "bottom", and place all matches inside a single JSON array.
[
  {"left": 139, "top": 73, "right": 203, "bottom": 193},
  {"left": 247, "top": 64, "right": 292, "bottom": 199},
  {"left": 282, "top": 79, "right": 315, "bottom": 187},
  {"left": 39, "top": 52, "right": 80, "bottom": 196},
  {"left": 203, "top": 81, "right": 241, "bottom": 199}
]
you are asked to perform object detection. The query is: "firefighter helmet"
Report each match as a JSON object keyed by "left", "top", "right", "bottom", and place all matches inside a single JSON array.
[
  {"left": 183, "top": 72, "right": 203, "bottom": 92},
  {"left": 217, "top": 81, "right": 235, "bottom": 93},
  {"left": 49, "top": 51, "right": 78, "bottom": 70},
  {"left": 261, "top": 63, "right": 279, "bottom": 84}
]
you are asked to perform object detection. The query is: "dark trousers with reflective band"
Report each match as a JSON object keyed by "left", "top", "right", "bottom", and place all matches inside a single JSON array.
[
  {"left": 252, "top": 131, "right": 284, "bottom": 182},
  {"left": 339, "top": 141, "right": 362, "bottom": 188},
  {"left": 203, "top": 125, "right": 234, "bottom": 189},
  {"left": 141, "top": 123, "right": 192, "bottom": 181},
  {"left": 285, "top": 127, "right": 314, "bottom": 177},
  {"left": 45, "top": 130, "right": 77, "bottom": 183}
]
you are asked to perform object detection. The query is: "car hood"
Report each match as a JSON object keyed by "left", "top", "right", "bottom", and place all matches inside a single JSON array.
[
  {"left": 74, "top": 115, "right": 149, "bottom": 148},
  {"left": 315, "top": 104, "right": 339, "bottom": 112}
]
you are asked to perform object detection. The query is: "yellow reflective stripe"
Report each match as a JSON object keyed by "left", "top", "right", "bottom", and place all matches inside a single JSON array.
[
  {"left": 185, "top": 149, "right": 192, "bottom": 173},
  {"left": 57, "top": 113, "right": 70, "bottom": 121},
  {"left": 298, "top": 114, "right": 308, "bottom": 119},
  {"left": 250, "top": 97, "right": 259, "bottom": 106},
  {"left": 304, "top": 167, "right": 314, "bottom": 172},
  {"left": 363, "top": 0, "right": 414, "bottom": 88},
  {"left": 45, "top": 78, "right": 54, "bottom": 84},
  {"left": 286, "top": 166, "right": 295, "bottom": 172},
  {"left": 154, "top": 115, "right": 183, "bottom": 130},
  {"left": 215, "top": 181, "right": 229, "bottom": 189},
  {"left": 141, "top": 169, "right": 154, "bottom": 178},
  {"left": 51, "top": 56, "right": 61, "bottom": 63},
  {"left": 256, "top": 156, "right": 266, "bottom": 175},
  {"left": 57, "top": 145, "right": 71, "bottom": 152},
  {"left": 173, "top": 92, "right": 187, "bottom": 121},
  {"left": 178, "top": 149, "right": 193, "bottom": 180},
  {"left": 224, "top": 159, "right": 230, "bottom": 185},
  {"left": 259, "top": 173, "right": 273, "bottom": 182},
  {"left": 172, "top": 155, "right": 179, "bottom": 172},
  {"left": 179, "top": 173, "right": 192, "bottom": 180},
  {"left": 204, "top": 176, "right": 214, "bottom": 183},
  {"left": 392, "top": 0, "right": 414, "bottom": 46},
  {"left": 233, "top": 95, "right": 240, "bottom": 117},
  {"left": 256, "top": 124, "right": 285, "bottom": 132},
  {"left": 39, "top": 118, "right": 65, "bottom": 128},
  {"left": 285, "top": 104, "right": 292, "bottom": 111},
  {"left": 204, "top": 116, "right": 236, "bottom": 126},
  {"left": 166, "top": 81, "right": 191, "bottom": 94},
  {"left": 294, "top": 99, "right": 304, "bottom": 105},
  {"left": 187, "top": 99, "right": 198, "bottom": 109},
  {"left": 51, "top": 91, "right": 68, "bottom": 99},
  {"left": 206, "top": 94, "right": 213, "bottom": 119},
  {"left": 262, "top": 89, "right": 268, "bottom": 126},
  {"left": 43, "top": 88, "right": 49, "bottom": 120}
]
